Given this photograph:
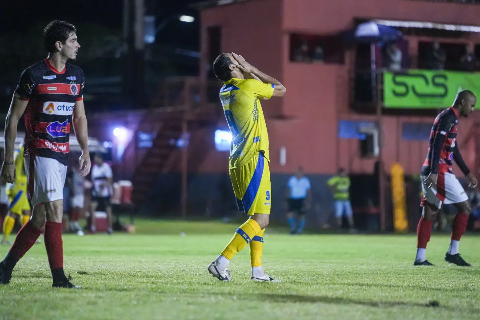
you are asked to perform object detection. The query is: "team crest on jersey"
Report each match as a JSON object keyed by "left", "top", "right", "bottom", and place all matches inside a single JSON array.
[
  {"left": 47, "top": 120, "right": 69, "bottom": 138},
  {"left": 70, "top": 84, "right": 78, "bottom": 95}
]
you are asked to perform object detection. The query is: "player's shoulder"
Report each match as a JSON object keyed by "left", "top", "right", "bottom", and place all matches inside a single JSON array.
[
  {"left": 21, "top": 60, "right": 47, "bottom": 78},
  {"left": 66, "top": 62, "right": 85, "bottom": 77}
]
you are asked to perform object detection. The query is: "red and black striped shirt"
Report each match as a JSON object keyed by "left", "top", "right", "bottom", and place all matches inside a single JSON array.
[
  {"left": 14, "top": 59, "right": 85, "bottom": 165},
  {"left": 421, "top": 107, "right": 470, "bottom": 176}
]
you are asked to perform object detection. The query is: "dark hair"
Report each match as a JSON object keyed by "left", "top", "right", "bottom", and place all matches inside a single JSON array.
[
  {"left": 338, "top": 167, "right": 345, "bottom": 173},
  {"left": 44, "top": 20, "right": 77, "bottom": 54},
  {"left": 454, "top": 90, "right": 476, "bottom": 105},
  {"left": 213, "top": 54, "right": 234, "bottom": 81}
]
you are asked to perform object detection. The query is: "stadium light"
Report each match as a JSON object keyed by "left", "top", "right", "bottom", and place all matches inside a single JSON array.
[
  {"left": 179, "top": 15, "right": 195, "bottom": 23},
  {"left": 113, "top": 127, "right": 129, "bottom": 142},
  {"left": 215, "top": 130, "right": 232, "bottom": 152}
]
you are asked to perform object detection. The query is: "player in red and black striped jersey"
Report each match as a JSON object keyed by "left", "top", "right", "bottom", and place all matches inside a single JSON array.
[
  {"left": 0, "top": 20, "right": 91, "bottom": 288},
  {"left": 415, "top": 90, "right": 478, "bottom": 267}
]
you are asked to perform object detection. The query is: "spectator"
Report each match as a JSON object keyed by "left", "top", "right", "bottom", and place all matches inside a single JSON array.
[
  {"left": 327, "top": 168, "right": 356, "bottom": 232},
  {"left": 89, "top": 154, "right": 114, "bottom": 235},
  {"left": 293, "top": 41, "right": 310, "bottom": 62},
  {"left": 385, "top": 43, "right": 402, "bottom": 71},
  {"left": 311, "top": 44, "right": 324, "bottom": 63},
  {"left": 286, "top": 166, "right": 311, "bottom": 235},
  {"left": 429, "top": 42, "right": 446, "bottom": 70},
  {"left": 460, "top": 45, "right": 478, "bottom": 71}
]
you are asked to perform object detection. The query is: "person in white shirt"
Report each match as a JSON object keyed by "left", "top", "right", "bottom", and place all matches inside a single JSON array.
[
  {"left": 285, "top": 166, "right": 311, "bottom": 234},
  {"left": 89, "top": 154, "right": 113, "bottom": 234}
]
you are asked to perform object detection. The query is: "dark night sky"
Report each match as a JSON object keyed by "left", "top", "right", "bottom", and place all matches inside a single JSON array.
[{"left": 0, "top": 0, "right": 204, "bottom": 50}]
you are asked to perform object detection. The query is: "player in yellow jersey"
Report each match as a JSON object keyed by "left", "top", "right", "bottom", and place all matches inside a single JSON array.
[
  {"left": 1, "top": 146, "right": 34, "bottom": 245},
  {"left": 208, "top": 53, "right": 286, "bottom": 281}
]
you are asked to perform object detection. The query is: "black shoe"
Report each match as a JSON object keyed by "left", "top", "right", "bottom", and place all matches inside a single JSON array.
[
  {"left": 289, "top": 230, "right": 297, "bottom": 235},
  {"left": 52, "top": 275, "right": 81, "bottom": 289},
  {"left": 414, "top": 260, "right": 434, "bottom": 266},
  {"left": 445, "top": 253, "right": 471, "bottom": 267},
  {"left": 0, "top": 262, "right": 12, "bottom": 284}
]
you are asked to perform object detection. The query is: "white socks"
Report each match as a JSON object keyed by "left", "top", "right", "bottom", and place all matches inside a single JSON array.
[
  {"left": 448, "top": 240, "right": 460, "bottom": 255},
  {"left": 252, "top": 266, "right": 264, "bottom": 278},
  {"left": 416, "top": 248, "right": 426, "bottom": 262},
  {"left": 216, "top": 255, "right": 230, "bottom": 270}
]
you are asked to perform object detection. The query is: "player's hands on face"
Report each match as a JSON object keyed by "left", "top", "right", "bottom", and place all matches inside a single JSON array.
[
  {"left": 231, "top": 53, "right": 256, "bottom": 74},
  {"left": 466, "top": 173, "right": 478, "bottom": 188},
  {"left": 78, "top": 153, "right": 91, "bottom": 177},
  {"left": 424, "top": 173, "right": 438, "bottom": 189},
  {"left": 1, "top": 163, "right": 16, "bottom": 183}
]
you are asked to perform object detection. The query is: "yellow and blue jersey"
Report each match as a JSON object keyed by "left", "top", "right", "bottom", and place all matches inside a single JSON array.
[
  {"left": 219, "top": 78, "right": 274, "bottom": 169},
  {"left": 7, "top": 146, "right": 30, "bottom": 214}
]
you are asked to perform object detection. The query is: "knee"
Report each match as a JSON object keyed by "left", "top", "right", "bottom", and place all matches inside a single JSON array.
[
  {"left": 30, "top": 213, "right": 46, "bottom": 229},
  {"left": 461, "top": 203, "right": 472, "bottom": 215}
]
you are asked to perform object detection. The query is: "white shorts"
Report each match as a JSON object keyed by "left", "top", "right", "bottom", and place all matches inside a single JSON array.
[
  {"left": 335, "top": 200, "right": 353, "bottom": 218},
  {"left": 421, "top": 172, "right": 468, "bottom": 209},
  {"left": 25, "top": 155, "right": 68, "bottom": 207},
  {"left": 71, "top": 194, "right": 84, "bottom": 208}
]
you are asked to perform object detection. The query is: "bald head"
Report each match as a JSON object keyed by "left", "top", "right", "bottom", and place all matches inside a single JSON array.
[{"left": 453, "top": 90, "right": 476, "bottom": 117}]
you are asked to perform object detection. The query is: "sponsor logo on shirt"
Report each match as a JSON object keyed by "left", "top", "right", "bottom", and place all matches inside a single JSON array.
[
  {"left": 46, "top": 120, "right": 69, "bottom": 138},
  {"left": 42, "top": 102, "right": 75, "bottom": 115},
  {"left": 43, "top": 75, "right": 56, "bottom": 80},
  {"left": 66, "top": 76, "right": 76, "bottom": 81}
]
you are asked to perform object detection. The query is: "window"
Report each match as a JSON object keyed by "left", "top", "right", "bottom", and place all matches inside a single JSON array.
[{"left": 290, "top": 34, "right": 344, "bottom": 64}]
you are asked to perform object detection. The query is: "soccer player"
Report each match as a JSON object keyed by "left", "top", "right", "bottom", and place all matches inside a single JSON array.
[
  {"left": 1, "top": 146, "right": 33, "bottom": 245},
  {"left": 0, "top": 20, "right": 91, "bottom": 288},
  {"left": 415, "top": 90, "right": 477, "bottom": 266},
  {"left": 208, "top": 53, "right": 286, "bottom": 281},
  {"left": 89, "top": 153, "right": 113, "bottom": 235},
  {"left": 286, "top": 166, "right": 311, "bottom": 235}
]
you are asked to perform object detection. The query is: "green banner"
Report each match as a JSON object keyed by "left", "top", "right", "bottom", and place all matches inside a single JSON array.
[{"left": 383, "top": 70, "right": 480, "bottom": 109}]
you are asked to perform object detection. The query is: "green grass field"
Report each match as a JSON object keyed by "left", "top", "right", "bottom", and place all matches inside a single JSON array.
[{"left": 1, "top": 219, "right": 480, "bottom": 320}]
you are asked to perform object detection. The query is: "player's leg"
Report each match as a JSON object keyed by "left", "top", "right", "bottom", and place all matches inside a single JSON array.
[
  {"left": 335, "top": 201, "right": 343, "bottom": 229},
  {"left": 439, "top": 172, "right": 471, "bottom": 266},
  {"left": 248, "top": 159, "right": 279, "bottom": 282},
  {"left": 344, "top": 200, "right": 356, "bottom": 232},
  {"left": 286, "top": 201, "right": 297, "bottom": 234},
  {"left": 1, "top": 212, "right": 19, "bottom": 245},
  {"left": 208, "top": 155, "right": 264, "bottom": 281},
  {"left": 105, "top": 201, "right": 114, "bottom": 235},
  {"left": 89, "top": 200, "right": 99, "bottom": 233},
  {"left": 415, "top": 201, "right": 438, "bottom": 265},
  {"left": 41, "top": 199, "right": 76, "bottom": 287},
  {"left": 0, "top": 204, "right": 45, "bottom": 284}
]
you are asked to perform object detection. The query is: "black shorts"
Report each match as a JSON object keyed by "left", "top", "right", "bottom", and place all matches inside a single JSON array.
[
  {"left": 288, "top": 198, "right": 306, "bottom": 215},
  {"left": 92, "top": 196, "right": 111, "bottom": 210}
]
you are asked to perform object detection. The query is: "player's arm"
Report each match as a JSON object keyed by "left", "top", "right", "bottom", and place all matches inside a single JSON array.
[
  {"left": 327, "top": 177, "right": 336, "bottom": 194},
  {"left": 232, "top": 53, "right": 286, "bottom": 97},
  {"left": 73, "top": 99, "right": 91, "bottom": 177},
  {"left": 1, "top": 96, "right": 28, "bottom": 183},
  {"left": 453, "top": 143, "right": 478, "bottom": 188}
]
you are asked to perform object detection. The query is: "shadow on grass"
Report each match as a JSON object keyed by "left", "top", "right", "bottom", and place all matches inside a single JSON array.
[{"left": 257, "top": 293, "right": 442, "bottom": 309}]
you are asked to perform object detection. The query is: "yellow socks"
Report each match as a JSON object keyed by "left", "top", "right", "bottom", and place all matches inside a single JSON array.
[
  {"left": 2, "top": 216, "right": 15, "bottom": 241},
  {"left": 221, "top": 219, "right": 261, "bottom": 260},
  {"left": 250, "top": 228, "right": 265, "bottom": 267},
  {"left": 21, "top": 215, "right": 30, "bottom": 226}
]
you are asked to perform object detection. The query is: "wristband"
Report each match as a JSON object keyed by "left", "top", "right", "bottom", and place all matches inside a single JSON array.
[{"left": 3, "top": 162, "right": 14, "bottom": 165}]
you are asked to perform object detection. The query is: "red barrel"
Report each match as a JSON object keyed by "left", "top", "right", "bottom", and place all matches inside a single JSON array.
[{"left": 119, "top": 180, "right": 132, "bottom": 204}]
